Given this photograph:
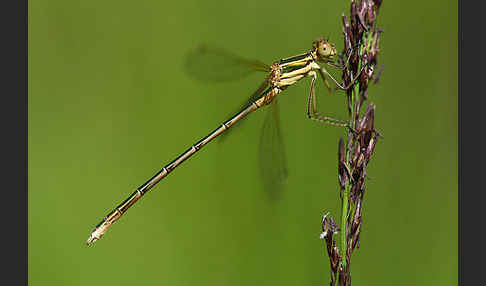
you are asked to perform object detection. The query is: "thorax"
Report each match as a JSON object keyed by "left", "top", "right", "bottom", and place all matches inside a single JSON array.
[{"left": 268, "top": 51, "right": 321, "bottom": 89}]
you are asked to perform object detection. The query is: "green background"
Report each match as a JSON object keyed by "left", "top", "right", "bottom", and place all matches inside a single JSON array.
[{"left": 29, "top": 0, "right": 457, "bottom": 285}]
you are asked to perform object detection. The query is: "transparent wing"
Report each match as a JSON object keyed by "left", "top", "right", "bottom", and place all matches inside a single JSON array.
[
  {"left": 258, "top": 98, "right": 288, "bottom": 199},
  {"left": 219, "top": 78, "right": 270, "bottom": 141},
  {"left": 184, "top": 44, "right": 270, "bottom": 82},
  {"left": 184, "top": 44, "right": 285, "bottom": 197}
]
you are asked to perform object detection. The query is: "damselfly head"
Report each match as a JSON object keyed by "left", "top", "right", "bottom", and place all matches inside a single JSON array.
[{"left": 313, "top": 37, "right": 337, "bottom": 60}]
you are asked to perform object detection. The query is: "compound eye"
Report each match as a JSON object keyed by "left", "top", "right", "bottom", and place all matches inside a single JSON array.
[{"left": 319, "top": 44, "right": 328, "bottom": 56}]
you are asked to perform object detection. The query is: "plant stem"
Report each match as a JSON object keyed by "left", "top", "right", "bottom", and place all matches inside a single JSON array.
[
  {"left": 340, "top": 31, "right": 366, "bottom": 272},
  {"left": 340, "top": 182, "right": 350, "bottom": 269}
]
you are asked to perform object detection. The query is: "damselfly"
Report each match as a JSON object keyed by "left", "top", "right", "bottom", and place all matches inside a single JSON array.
[{"left": 86, "top": 38, "right": 362, "bottom": 245}]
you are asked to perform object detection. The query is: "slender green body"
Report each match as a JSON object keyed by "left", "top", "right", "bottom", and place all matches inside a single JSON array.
[
  {"left": 87, "top": 38, "right": 342, "bottom": 245},
  {"left": 87, "top": 90, "right": 272, "bottom": 244}
]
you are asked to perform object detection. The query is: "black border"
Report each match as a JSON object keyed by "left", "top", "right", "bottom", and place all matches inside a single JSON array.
[
  {"left": 1, "top": 0, "right": 28, "bottom": 285},
  {"left": 459, "top": 0, "right": 483, "bottom": 285}
]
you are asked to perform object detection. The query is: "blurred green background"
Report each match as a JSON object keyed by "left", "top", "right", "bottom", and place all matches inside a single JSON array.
[{"left": 29, "top": 0, "right": 457, "bottom": 285}]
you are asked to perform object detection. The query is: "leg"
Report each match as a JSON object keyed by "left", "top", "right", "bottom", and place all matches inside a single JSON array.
[
  {"left": 320, "top": 64, "right": 365, "bottom": 91},
  {"left": 325, "top": 51, "right": 352, "bottom": 70},
  {"left": 320, "top": 70, "right": 335, "bottom": 94},
  {"left": 325, "top": 42, "right": 361, "bottom": 70},
  {"left": 323, "top": 40, "right": 370, "bottom": 91},
  {"left": 306, "top": 71, "right": 349, "bottom": 127}
]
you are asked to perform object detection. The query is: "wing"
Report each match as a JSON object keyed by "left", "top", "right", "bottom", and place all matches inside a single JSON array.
[
  {"left": 258, "top": 98, "right": 288, "bottom": 200},
  {"left": 218, "top": 78, "right": 270, "bottom": 141},
  {"left": 184, "top": 44, "right": 287, "bottom": 198},
  {"left": 184, "top": 44, "right": 270, "bottom": 82}
]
